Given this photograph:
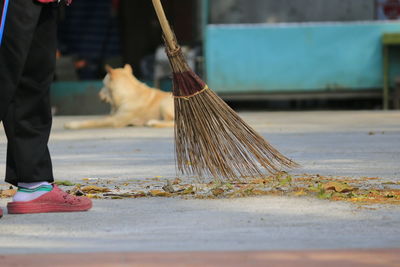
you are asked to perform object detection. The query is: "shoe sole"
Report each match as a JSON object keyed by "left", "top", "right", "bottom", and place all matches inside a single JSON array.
[{"left": 7, "top": 202, "right": 92, "bottom": 214}]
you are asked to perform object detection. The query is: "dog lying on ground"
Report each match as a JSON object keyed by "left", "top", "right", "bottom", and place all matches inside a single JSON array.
[{"left": 64, "top": 64, "right": 174, "bottom": 129}]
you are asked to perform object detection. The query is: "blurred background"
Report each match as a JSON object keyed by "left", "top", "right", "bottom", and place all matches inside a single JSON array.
[{"left": 53, "top": 0, "right": 400, "bottom": 115}]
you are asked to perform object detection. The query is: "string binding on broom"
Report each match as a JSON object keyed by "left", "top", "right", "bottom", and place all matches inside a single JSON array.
[
  {"left": 174, "top": 85, "right": 209, "bottom": 100},
  {"left": 163, "top": 37, "right": 208, "bottom": 99}
]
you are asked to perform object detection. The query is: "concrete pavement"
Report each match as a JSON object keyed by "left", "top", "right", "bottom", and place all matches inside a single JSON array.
[{"left": 0, "top": 111, "right": 399, "bottom": 254}]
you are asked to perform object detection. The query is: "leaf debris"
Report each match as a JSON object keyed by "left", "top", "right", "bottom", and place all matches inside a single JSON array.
[{"left": 1, "top": 174, "right": 399, "bottom": 206}]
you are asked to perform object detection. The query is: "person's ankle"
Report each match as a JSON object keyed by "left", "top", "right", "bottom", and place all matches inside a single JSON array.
[{"left": 13, "top": 182, "right": 52, "bottom": 202}]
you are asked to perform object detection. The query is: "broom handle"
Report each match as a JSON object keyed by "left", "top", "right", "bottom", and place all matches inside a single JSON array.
[{"left": 152, "top": 0, "right": 178, "bottom": 50}]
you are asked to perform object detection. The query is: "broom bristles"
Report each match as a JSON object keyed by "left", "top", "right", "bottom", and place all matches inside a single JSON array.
[
  {"left": 174, "top": 82, "right": 299, "bottom": 182},
  {"left": 163, "top": 36, "right": 298, "bottom": 181}
]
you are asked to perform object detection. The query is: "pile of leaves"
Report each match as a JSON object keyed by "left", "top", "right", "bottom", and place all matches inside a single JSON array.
[{"left": 1, "top": 173, "right": 399, "bottom": 205}]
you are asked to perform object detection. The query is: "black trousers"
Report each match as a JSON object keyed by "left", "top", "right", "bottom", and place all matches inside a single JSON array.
[{"left": 0, "top": 0, "right": 57, "bottom": 186}]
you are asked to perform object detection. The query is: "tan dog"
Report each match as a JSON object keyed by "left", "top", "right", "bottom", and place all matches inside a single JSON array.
[{"left": 64, "top": 64, "right": 174, "bottom": 129}]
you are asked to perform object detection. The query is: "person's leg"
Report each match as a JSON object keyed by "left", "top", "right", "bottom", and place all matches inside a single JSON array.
[
  {"left": 2, "top": 1, "right": 56, "bottom": 187},
  {"left": 0, "top": 0, "right": 43, "bottom": 217},
  {"left": 0, "top": 0, "right": 42, "bottom": 121},
  {"left": 0, "top": 1, "right": 92, "bottom": 214}
]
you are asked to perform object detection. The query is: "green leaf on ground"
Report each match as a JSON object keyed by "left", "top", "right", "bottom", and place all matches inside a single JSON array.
[{"left": 54, "top": 180, "right": 75, "bottom": 186}]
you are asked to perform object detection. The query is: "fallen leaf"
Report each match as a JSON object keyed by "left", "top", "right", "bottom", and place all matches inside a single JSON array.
[
  {"left": 234, "top": 185, "right": 255, "bottom": 197},
  {"left": 0, "top": 189, "right": 16, "bottom": 198},
  {"left": 211, "top": 188, "right": 224, "bottom": 196},
  {"left": 134, "top": 191, "right": 147, "bottom": 198},
  {"left": 224, "top": 183, "right": 234, "bottom": 190},
  {"left": 149, "top": 190, "right": 171, "bottom": 197},
  {"left": 81, "top": 185, "right": 110, "bottom": 194},
  {"left": 278, "top": 175, "right": 292, "bottom": 187},
  {"left": 54, "top": 180, "right": 75, "bottom": 186},
  {"left": 317, "top": 190, "right": 333, "bottom": 200},
  {"left": 86, "top": 194, "right": 102, "bottom": 199},
  {"left": 181, "top": 186, "right": 195, "bottom": 195},
  {"left": 323, "top": 182, "right": 354, "bottom": 193},
  {"left": 382, "top": 181, "right": 396, "bottom": 185},
  {"left": 308, "top": 183, "right": 322, "bottom": 192},
  {"left": 293, "top": 189, "right": 307, "bottom": 197}
]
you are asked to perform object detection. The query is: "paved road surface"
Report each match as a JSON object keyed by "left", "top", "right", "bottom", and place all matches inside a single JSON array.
[{"left": 0, "top": 111, "right": 399, "bottom": 254}]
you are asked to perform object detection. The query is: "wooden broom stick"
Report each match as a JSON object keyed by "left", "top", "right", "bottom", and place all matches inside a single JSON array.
[
  {"left": 152, "top": 0, "right": 177, "bottom": 51},
  {"left": 151, "top": 0, "right": 299, "bottom": 181}
]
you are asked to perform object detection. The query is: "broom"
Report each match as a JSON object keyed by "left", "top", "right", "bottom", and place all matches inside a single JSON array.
[{"left": 152, "top": 0, "right": 299, "bottom": 182}]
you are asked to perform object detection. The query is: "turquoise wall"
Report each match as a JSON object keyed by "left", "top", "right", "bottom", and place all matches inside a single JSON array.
[{"left": 205, "top": 22, "right": 400, "bottom": 93}]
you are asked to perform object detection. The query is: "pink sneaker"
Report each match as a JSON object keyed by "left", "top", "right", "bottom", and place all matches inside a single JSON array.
[
  {"left": 0, "top": 208, "right": 2, "bottom": 218},
  {"left": 7, "top": 185, "right": 92, "bottom": 214}
]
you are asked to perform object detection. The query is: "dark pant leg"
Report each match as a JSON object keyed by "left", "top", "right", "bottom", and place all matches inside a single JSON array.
[
  {"left": 0, "top": 1, "right": 57, "bottom": 186},
  {"left": 0, "top": 0, "right": 42, "bottom": 119}
]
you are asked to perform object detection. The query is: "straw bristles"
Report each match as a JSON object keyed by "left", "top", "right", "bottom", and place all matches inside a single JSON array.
[
  {"left": 174, "top": 81, "right": 299, "bottom": 181},
  {"left": 163, "top": 37, "right": 298, "bottom": 181}
]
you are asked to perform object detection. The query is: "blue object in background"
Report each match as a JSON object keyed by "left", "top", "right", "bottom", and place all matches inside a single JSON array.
[
  {"left": 0, "top": 0, "right": 10, "bottom": 46},
  {"left": 205, "top": 22, "right": 400, "bottom": 93}
]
